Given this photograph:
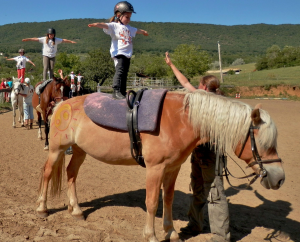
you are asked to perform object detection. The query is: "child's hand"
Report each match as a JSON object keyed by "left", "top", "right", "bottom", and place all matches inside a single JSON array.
[
  {"left": 165, "top": 52, "right": 172, "bottom": 66},
  {"left": 88, "top": 23, "right": 97, "bottom": 27},
  {"left": 143, "top": 31, "right": 149, "bottom": 36}
]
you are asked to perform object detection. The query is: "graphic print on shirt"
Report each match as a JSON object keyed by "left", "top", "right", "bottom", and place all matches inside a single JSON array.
[{"left": 119, "top": 29, "right": 132, "bottom": 45}]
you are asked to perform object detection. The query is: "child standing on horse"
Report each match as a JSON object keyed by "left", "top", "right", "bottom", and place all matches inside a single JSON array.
[
  {"left": 22, "top": 28, "right": 76, "bottom": 82},
  {"left": 5, "top": 49, "right": 35, "bottom": 83},
  {"left": 88, "top": 1, "right": 148, "bottom": 99}
]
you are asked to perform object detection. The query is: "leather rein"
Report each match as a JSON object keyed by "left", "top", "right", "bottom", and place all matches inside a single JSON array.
[{"left": 224, "top": 123, "right": 282, "bottom": 189}]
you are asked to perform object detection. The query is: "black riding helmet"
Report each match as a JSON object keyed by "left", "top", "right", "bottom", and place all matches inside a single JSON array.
[
  {"left": 114, "top": 1, "right": 136, "bottom": 15},
  {"left": 47, "top": 28, "right": 56, "bottom": 35}
]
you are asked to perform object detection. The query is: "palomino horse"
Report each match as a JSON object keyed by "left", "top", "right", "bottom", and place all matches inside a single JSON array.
[
  {"left": 11, "top": 77, "right": 25, "bottom": 128},
  {"left": 36, "top": 90, "right": 285, "bottom": 242},
  {"left": 32, "top": 77, "right": 70, "bottom": 150}
]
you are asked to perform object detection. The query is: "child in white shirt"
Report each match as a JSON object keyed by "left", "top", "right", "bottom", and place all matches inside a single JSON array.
[{"left": 88, "top": 1, "right": 148, "bottom": 99}]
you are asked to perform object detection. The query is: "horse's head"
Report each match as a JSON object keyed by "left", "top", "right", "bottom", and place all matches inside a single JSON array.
[
  {"left": 12, "top": 77, "right": 24, "bottom": 94},
  {"left": 235, "top": 104, "right": 285, "bottom": 190},
  {"left": 184, "top": 91, "right": 285, "bottom": 191},
  {"left": 52, "top": 76, "right": 71, "bottom": 102}
]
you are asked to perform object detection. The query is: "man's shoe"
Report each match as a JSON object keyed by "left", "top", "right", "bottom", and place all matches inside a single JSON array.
[
  {"left": 112, "top": 90, "right": 126, "bottom": 100},
  {"left": 180, "top": 225, "right": 201, "bottom": 236}
]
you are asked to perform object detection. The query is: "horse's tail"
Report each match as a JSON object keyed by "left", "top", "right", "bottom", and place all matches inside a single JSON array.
[{"left": 38, "top": 153, "right": 66, "bottom": 197}]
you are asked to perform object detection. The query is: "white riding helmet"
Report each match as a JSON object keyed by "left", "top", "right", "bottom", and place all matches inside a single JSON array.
[{"left": 25, "top": 78, "right": 30, "bottom": 83}]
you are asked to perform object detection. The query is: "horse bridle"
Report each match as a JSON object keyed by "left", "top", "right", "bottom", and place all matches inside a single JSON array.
[
  {"left": 13, "top": 82, "right": 24, "bottom": 95},
  {"left": 225, "top": 123, "right": 282, "bottom": 188}
]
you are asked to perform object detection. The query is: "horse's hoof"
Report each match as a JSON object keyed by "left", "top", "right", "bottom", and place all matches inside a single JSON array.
[
  {"left": 44, "top": 146, "right": 49, "bottom": 151},
  {"left": 13, "top": 126, "right": 16, "bottom": 128},
  {"left": 21, "top": 124, "right": 25, "bottom": 127},
  {"left": 72, "top": 214, "right": 85, "bottom": 221},
  {"left": 36, "top": 210, "right": 49, "bottom": 218}
]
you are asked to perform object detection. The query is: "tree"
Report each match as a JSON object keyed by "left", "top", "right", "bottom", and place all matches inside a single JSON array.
[
  {"left": 168, "top": 44, "right": 211, "bottom": 82},
  {"left": 81, "top": 48, "right": 114, "bottom": 86},
  {"left": 231, "top": 58, "right": 245, "bottom": 66},
  {"left": 130, "top": 53, "right": 168, "bottom": 78},
  {"left": 55, "top": 52, "right": 81, "bottom": 75}
]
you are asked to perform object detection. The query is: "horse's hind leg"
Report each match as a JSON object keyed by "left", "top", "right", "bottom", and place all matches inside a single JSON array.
[
  {"left": 36, "top": 149, "right": 65, "bottom": 218},
  {"left": 66, "top": 144, "right": 86, "bottom": 220},
  {"left": 162, "top": 168, "right": 181, "bottom": 241}
]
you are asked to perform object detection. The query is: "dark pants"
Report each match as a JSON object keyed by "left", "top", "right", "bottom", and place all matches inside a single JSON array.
[
  {"left": 187, "top": 145, "right": 230, "bottom": 240},
  {"left": 113, "top": 55, "right": 131, "bottom": 95}
]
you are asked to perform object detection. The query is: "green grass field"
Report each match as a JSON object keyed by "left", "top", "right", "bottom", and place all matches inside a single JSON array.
[{"left": 193, "top": 63, "right": 300, "bottom": 87}]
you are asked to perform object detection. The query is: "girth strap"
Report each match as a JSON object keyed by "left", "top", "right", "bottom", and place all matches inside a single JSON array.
[{"left": 126, "top": 89, "right": 147, "bottom": 168}]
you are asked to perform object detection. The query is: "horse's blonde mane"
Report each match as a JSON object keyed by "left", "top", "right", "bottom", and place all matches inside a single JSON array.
[{"left": 183, "top": 90, "right": 277, "bottom": 155}]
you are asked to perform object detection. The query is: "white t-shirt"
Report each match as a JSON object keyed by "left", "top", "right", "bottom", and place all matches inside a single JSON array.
[
  {"left": 71, "top": 83, "right": 76, "bottom": 93},
  {"left": 38, "top": 37, "right": 63, "bottom": 58},
  {"left": 103, "top": 22, "right": 137, "bottom": 58},
  {"left": 23, "top": 85, "right": 34, "bottom": 103},
  {"left": 77, "top": 75, "right": 83, "bottom": 82},
  {"left": 69, "top": 73, "right": 76, "bottom": 80},
  {"left": 13, "top": 56, "right": 30, "bottom": 69}
]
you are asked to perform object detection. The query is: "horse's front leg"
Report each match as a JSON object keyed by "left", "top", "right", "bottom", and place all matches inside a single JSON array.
[
  {"left": 143, "top": 164, "right": 165, "bottom": 242},
  {"left": 66, "top": 145, "right": 86, "bottom": 220},
  {"left": 44, "top": 121, "right": 50, "bottom": 150},
  {"left": 19, "top": 99, "right": 24, "bottom": 126},
  {"left": 12, "top": 105, "right": 16, "bottom": 128},
  {"left": 37, "top": 111, "right": 42, "bottom": 140},
  {"left": 162, "top": 167, "right": 181, "bottom": 241}
]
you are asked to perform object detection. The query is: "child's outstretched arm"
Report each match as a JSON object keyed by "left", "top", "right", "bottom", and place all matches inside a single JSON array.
[
  {"left": 22, "top": 38, "right": 39, "bottom": 42},
  {"left": 137, "top": 29, "right": 148, "bottom": 36},
  {"left": 28, "top": 60, "right": 35, "bottom": 67},
  {"left": 62, "top": 39, "right": 76, "bottom": 44},
  {"left": 88, "top": 23, "right": 108, "bottom": 29}
]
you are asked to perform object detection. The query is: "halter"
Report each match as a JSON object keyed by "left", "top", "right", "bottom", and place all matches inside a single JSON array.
[
  {"left": 225, "top": 122, "right": 282, "bottom": 189},
  {"left": 13, "top": 81, "right": 24, "bottom": 95}
]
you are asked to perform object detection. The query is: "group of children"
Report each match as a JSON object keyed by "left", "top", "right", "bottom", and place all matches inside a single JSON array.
[{"left": 7, "top": 1, "right": 148, "bottom": 100}]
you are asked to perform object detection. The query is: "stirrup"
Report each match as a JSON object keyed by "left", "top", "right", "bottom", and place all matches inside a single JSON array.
[{"left": 36, "top": 104, "right": 43, "bottom": 113}]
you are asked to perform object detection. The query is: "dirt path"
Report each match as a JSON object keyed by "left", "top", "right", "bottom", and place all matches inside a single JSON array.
[{"left": 0, "top": 99, "right": 299, "bottom": 242}]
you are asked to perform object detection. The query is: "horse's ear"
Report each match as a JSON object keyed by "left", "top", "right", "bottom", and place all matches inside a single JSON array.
[
  {"left": 251, "top": 108, "right": 262, "bottom": 126},
  {"left": 255, "top": 103, "right": 262, "bottom": 109}
]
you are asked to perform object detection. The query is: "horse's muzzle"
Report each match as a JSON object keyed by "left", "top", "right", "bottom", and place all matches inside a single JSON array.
[{"left": 260, "top": 165, "right": 285, "bottom": 190}]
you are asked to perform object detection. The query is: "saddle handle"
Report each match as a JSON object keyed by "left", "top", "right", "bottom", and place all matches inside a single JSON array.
[{"left": 126, "top": 90, "right": 136, "bottom": 109}]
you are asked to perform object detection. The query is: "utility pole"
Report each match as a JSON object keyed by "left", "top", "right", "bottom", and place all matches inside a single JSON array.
[{"left": 218, "top": 41, "right": 224, "bottom": 83}]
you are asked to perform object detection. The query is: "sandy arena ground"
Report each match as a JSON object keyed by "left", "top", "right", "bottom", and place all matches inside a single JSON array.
[{"left": 0, "top": 98, "right": 299, "bottom": 242}]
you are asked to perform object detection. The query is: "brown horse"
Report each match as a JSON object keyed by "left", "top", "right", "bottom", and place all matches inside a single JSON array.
[
  {"left": 36, "top": 90, "right": 285, "bottom": 242},
  {"left": 32, "top": 77, "right": 70, "bottom": 150}
]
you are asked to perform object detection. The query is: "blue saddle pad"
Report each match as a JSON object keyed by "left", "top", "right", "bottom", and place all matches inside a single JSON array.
[{"left": 84, "top": 89, "right": 168, "bottom": 132}]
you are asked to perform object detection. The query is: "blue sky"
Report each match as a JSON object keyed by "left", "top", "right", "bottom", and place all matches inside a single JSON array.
[{"left": 1, "top": 0, "right": 300, "bottom": 26}]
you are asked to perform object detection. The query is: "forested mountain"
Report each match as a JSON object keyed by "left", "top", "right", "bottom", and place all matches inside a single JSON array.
[{"left": 1, "top": 19, "right": 300, "bottom": 63}]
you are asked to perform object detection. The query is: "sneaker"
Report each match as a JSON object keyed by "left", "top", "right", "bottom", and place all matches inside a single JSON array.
[
  {"left": 180, "top": 225, "right": 201, "bottom": 236},
  {"left": 208, "top": 234, "right": 229, "bottom": 242}
]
